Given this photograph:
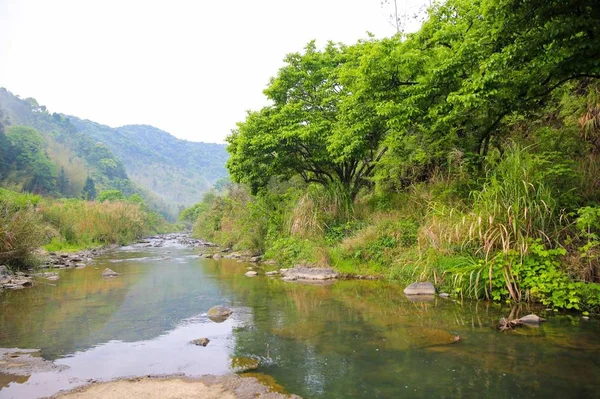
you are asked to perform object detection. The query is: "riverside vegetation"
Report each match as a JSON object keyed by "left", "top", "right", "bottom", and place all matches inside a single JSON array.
[
  {"left": 183, "top": 0, "right": 600, "bottom": 313},
  {"left": 0, "top": 187, "right": 169, "bottom": 268},
  {"left": 0, "top": 105, "right": 170, "bottom": 269}
]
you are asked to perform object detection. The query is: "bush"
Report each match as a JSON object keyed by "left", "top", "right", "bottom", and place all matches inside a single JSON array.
[
  {"left": 0, "top": 191, "right": 48, "bottom": 267},
  {"left": 40, "top": 199, "right": 150, "bottom": 247}
]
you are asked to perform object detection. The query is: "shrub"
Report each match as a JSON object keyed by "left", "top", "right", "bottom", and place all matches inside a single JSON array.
[{"left": 0, "top": 192, "right": 48, "bottom": 268}]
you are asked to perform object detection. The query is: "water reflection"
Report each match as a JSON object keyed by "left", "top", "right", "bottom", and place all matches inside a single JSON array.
[{"left": 0, "top": 244, "right": 599, "bottom": 399}]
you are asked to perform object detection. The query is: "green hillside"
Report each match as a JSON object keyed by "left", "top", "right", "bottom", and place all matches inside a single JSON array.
[
  {"left": 0, "top": 88, "right": 173, "bottom": 218},
  {"left": 70, "top": 119, "right": 229, "bottom": 207}
]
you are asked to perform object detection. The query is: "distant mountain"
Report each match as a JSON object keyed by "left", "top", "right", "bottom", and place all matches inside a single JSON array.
[
  {"left": 0, "top": 88, "right": 210, "bottom": 220},
  {"left": 0, "top": 88, "right": 132, "bottom": 195},
  {"left": 69, "top": 119, "right": 229, "bottom": 207}
]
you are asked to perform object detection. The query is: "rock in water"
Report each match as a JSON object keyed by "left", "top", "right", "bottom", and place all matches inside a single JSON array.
[
  {"left": 190, "top": 338, "right": 210, "bottom": 347},
  {"left": 403, "top": 282, "right": 436, "bottom": 295},
  {"left": 245, "top": 271, "right": 258, "bottom": 277},
  {"left": 281, "top": 267, "right": 339, "bottom": 281},
  {"left": 519, "top": 314, "right": 546, "bottom": 325},
  {"left": 207, "top": 305, "right": 233, "bottom": 323},
  {"left": 102, "top": 268, "right": 119, "bottom": 277},
  {"left": 230, "top": 356, "right": 260, "bottom": 373}
]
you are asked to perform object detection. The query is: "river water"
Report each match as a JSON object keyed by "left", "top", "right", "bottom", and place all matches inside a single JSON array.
[{"left": 0, "top": 237, "right": 599, "bottom": 398}]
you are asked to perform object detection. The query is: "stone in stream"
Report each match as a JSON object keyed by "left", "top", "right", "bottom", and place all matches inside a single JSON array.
[
  {"left": 403, "top": 282, "right": 436, "bottom": 296},
  {"left": 245, "top": 271, "right": 258, "bottom": 277},
  {"left": 212, "top": 253, "right": 222, "bottom": 260},
  {"left": 230, "top": 356, "right": 260, "bottom": 373},
  {"left": 102, "top": 268, "right": 119, "bottom": 277},
  {"left": 207, "top": 306, "right": 233, "bottom": 323},
  {"left": 46, "top": 275, "right": 60, "bottom": 281},
  {"left": 281, "top": 267, "right": 339, "bottom": 281},
  {"left": 265, "top": 271, "right": 278, "bottom": 276},
  {"left": 190, "top": 338, "right": 210, "bottom": 347},
  {"left": 518, "top": 314, "right": 546, "bottom": 325}
]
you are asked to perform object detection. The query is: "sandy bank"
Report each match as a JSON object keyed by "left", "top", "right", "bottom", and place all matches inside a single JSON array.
[{"left": 52, "top": 375, "right": 300, "bottom": 399}]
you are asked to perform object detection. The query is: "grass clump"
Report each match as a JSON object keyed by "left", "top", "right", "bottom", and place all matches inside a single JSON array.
[{"left": 0, "top": 188, "right": 170, "bottom": 267}]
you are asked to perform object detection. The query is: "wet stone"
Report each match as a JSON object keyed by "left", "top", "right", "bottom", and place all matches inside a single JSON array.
[{"left": 403, "top": 282, "right": 436, "bottom": 296}]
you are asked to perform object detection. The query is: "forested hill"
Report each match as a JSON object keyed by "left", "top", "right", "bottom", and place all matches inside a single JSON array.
[
  {"left": 0, "top": 88, "right": 131, "bottom": 195},
  {"left": 69, "top": 119, "right": 229, "bottom": 206}
]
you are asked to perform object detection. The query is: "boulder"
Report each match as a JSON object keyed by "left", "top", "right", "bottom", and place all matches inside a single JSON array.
[
  {"left": 12, "top": 278, "right": 32, "bottom": 287},
  {"left": 102, "top": 268, "right": 119, "bottom": 277},
  {"left": 207, "top": 305, "right": 233, "bottom": 323},
  {"left": 281, "top": 267, "right": 339, "bottom": 281},
  {"left": 245, "top": 271, "right": 258, "bottom": 277},
  {"left": 212, "top": 253, "right": 222, "bottom": 260},
  {"left": 403, "top": 282, "right": 436, "bottom": 296},
  {"left": 518, "top": 314, "right": 546, "bottom": 325},
  {"left": 190, "top": 338, "right": 210, "bottom": 347},
  {"left": 230, "top": 356, "right": 260, "bottom": 373}
]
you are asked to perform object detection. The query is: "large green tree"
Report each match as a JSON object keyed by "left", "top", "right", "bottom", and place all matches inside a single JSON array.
[
  {"left": 366, "top": 0, "right": 600, "bottom": 179},
  {"left": 227, "top": 41, "right": 388, "bottom": 198}
]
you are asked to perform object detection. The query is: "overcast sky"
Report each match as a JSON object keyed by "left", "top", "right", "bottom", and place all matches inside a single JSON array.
[{"left": 0, "top": 0, "right": 428, "bottom": 143}]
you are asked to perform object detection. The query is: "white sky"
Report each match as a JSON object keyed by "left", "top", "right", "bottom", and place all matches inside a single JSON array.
[{"left": 0, "top": 0, "right": 428, "bottom": 143}]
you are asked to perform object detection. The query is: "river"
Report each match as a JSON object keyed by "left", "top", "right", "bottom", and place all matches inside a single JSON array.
[{"left": 1, "top": 236, "right": 599, "bottom": 398}]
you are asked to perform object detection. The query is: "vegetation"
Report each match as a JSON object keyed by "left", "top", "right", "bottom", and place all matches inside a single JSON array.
[
  {"left": 0, "top": 88, "right": 178, "bottom": 220},
  {"left": 183, "top": 0, "right": 600, "bottom": 313},
  {"left": 0, "top": 187, "right": 169, "bottom": 267}
]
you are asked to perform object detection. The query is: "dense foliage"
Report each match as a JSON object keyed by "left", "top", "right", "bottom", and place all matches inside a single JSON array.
[
  {"left": 0, "top": 88, "right": 183, "bottom": 219},
  {"left": 185, "top": 0, "right": 600, "bottom": 312}
]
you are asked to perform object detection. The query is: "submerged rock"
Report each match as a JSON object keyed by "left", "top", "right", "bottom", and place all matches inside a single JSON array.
[
  {"left": 102, "top": 268, "right": 119, "bottom": 277},
  {"left": 230, "top": 356, "right": 260, "bottom": 373},
  {"left": 46, "top": 275, "right": 60, "bottom": 281},
  {"left": 190, "top": 338, "right": 210, "bottom": 347},
  {"left": 0, "top": 348, "right": 68, "bottom": 375},
  {"left": 207, "top": 305, "right": 233, "bottom": 323},
  {"left": 281, "top": 267, "right": 339, "bottom": 281},
  {"left": 403, "top": 282, "right": 436, "bottom": 296},
  {"left": 519, "top": 314, "right": 546, "bottom": 325}
]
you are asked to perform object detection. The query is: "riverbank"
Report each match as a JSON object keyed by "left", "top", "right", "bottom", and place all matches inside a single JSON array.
[
  {"left": 0, "top": 233, "right": 209, "bottom": 292},
  {"left": 52, "top": 375, "right": 300, "bottom": 399}
]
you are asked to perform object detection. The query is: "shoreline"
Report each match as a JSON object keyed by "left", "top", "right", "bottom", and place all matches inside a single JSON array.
[{"left": 49, "top": 374, "right": 301, "bottom": 399}]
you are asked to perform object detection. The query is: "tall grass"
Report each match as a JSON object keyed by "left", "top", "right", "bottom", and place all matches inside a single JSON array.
[
  {"left": 289, "top": 184, "right": 353, "bottom": 238},
  {"left": 40, "top": 199, "right": 149, "bottom": 248},
  {"left": 0, "top": 201, "right": 48, "bottom": 267}
]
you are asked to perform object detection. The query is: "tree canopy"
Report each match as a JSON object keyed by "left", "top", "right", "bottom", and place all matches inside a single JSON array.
[
  {"left": 227, "top": 0, "right": 600, "bottom": 194},
  {"left": 227, "top": 41, "right": 389, "bottom": 198}
]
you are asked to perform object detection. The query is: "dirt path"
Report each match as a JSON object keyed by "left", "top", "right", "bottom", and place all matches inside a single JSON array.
[{"left": 52, "top": 375, "right": 301, "bottom": 399}]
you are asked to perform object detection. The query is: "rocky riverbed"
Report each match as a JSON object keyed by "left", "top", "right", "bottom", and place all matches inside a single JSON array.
[{"left": 0, "top": 233, "right": 214, "bottom": 292}]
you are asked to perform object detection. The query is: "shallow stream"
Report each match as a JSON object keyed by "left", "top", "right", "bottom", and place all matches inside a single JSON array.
[{"left": 1, "top": 237, "right": 599, "bottom": 398}]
